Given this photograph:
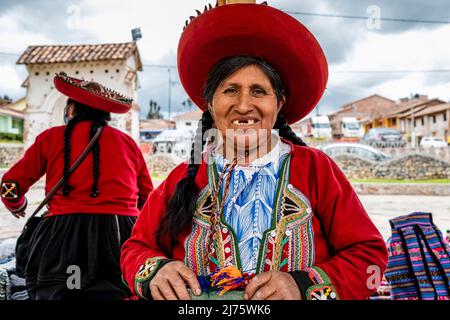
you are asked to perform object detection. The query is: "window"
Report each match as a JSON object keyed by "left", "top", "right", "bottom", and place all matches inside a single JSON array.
[
  {"left": 185, "top": 122, "right": 192, "bottom": 126},
  {"left": 414, "top": 119, "right": 416, "bottom": 127},
  {"left": 350, "top": 147, "right": 378, "bottom": 161},
  {"left": 444, "top": 113, "right": 447, "bottom": 122},
  {"left": 312, "top": 123, "right": 331, "bottom": 129},
  {"left": 11, "top": 119, "right": 21, "bottom": 129},
  {"left": 433, "top": 115, "right": 436, "bottom": 123},
  {"left": 421, "top": 118, "right": 424, "bottom": 126}
]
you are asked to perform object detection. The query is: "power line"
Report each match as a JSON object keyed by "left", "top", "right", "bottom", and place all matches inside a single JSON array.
[
  {"left": 0, "top": 52, "right": 20, "bottom": 57},
  {"left": 2, "top": 51, "right": 450, "bottom": 74},
  {"left": 144, "top": 63, "right": 450, "bottom": 74},
  {"left": 285, "top": 10, "right": 450, "bottom": 25},
  {"left": 143, "top": 64, "right": 177, "bottom": 69},
  {"left": 332, "top": 69, "right": 450, "bottom": 74}
]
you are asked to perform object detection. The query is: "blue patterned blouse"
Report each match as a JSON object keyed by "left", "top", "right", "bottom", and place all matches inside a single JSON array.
[{"left": 212, "top": 136, "right": 291, "bottom": 274}]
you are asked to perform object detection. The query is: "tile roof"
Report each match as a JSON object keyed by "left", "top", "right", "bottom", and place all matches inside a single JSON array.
[
  {"left": 17, "top": 42, "right": 142, "bottom": 70},
  {"left": 413, "top": 103, "right": 450, "bottom": 118},
  {"left": 0, "top": 105, "right": 25, "bottom": 118},
  {"left": 386, "top": 98, "right": 445, "bottom": 117}
]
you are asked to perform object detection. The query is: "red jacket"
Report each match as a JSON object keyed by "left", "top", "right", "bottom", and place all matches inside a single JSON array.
[
  {"left": 121, "top": 142, "right": 388, "bottom": 300},
  {"left": 1, "top": 121, "right": 153, "bottom": 216}
]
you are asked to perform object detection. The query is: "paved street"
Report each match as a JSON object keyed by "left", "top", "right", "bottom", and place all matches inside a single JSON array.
[{"left": 1, "top": 177, "right": 449, "bottom": 241}]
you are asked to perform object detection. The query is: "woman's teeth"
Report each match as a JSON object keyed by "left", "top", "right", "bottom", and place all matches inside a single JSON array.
[{"left": 232, "top": 119, "right": 256, "bottom": 126}]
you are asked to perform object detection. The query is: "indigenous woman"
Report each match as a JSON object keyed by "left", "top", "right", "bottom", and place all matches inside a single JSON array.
[
  {"left": 121, "top": 1, "right": 387, "bottom": 300},
  {"left": 1, "top": 73, "right": 153, "bottom": 300}
]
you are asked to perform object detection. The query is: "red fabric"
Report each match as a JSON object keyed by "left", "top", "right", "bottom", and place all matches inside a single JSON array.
[
  {"left": 121, "top": 144, "right": 388, "bottom": 300},
  {"left": 177, "top": 4, "right": 328, "bottom": 124},
  {"left": 1, "top": 121, "right": 153, "bottom": 216},
  {"left": 54, "top": 74, "right": 131, "bottom": 114}
]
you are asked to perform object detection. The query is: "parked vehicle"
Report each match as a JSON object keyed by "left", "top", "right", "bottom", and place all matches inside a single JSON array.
[
  {"left": 317, "top": 142, "right": 391, "bottom": 162},
  {"left": 419, "top": 136, "right": 448, "bottom": 148},
  {"left": 333, "top": 117, "right": 365, "bottom": 139},
  {"left": 140, "top": 129, "right": 163, "bottom": 142},
  {"left": 152, "top": 129, "right": 194, "bottom": 155},
  {"left": 299, "top": 116, "right": 332, "bottom": 139},
  {"left": 361, "top": 128, "right": 406, "bottom": 148}
]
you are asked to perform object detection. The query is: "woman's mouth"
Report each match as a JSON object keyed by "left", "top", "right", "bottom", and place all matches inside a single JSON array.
[{"left": 231, "top": 119, "right": 259, "bottom": 127}]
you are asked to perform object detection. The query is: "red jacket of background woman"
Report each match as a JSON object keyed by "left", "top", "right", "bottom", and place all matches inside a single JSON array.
[{"left": 1, "top": 121, "right": 153, "bottom": 216}]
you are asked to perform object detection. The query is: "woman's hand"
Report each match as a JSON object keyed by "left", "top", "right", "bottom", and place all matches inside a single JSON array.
[
  {"left": 149, "top": 260, "right": 202, "bottom": 300},
  {"left": 11, "top": 210, "right": 26, "bottom": 219},
  {"left": 244, "top": 271, "right": 301, "bottom": 300}
]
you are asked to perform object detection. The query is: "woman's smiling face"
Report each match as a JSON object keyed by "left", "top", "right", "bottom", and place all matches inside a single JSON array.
[{"left": 209, "top": 64, "right": 284, "bottom": 156}]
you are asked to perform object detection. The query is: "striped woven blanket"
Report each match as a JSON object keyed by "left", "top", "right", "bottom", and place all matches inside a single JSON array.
[{"left": 385, "top": 212, "right": 450, "bottom": 300}]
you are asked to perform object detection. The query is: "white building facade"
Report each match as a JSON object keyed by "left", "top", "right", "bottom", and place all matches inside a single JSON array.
[{"left": 17, "top": 42, "right": 143, "bottom": 147}]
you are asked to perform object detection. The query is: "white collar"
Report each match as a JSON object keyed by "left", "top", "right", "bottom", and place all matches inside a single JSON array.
[{"left": 210, "top": 132, "right": 290, "bottom": 171}]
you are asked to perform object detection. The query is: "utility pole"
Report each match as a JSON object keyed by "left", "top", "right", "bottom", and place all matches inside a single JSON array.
[
  {"left": 411, "top": 104, "right": 416, "bottom": 148},
  {"left": 168, "top": 69, "right": 172, "bottom": 120}
]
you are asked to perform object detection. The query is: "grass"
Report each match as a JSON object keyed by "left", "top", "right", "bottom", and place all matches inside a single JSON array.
[
  {"left": 0, "top": 139, "right": 23, "bottom": 144},
  {"left": 150, "top": 173, "right": 169, "bottom": 180},
  {"left": 351, "top": 178, "right": 450, "bottom": 184}
]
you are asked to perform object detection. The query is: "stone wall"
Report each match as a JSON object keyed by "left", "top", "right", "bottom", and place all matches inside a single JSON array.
[
  {"left": 145, "top": 154, "right": 179, "bottom": 177},
  {"left": 333, "top": 154, "right": 450, "bottom": 180},
  {"left": 0, "top": 144, "right": 24, "bottom": 168}
]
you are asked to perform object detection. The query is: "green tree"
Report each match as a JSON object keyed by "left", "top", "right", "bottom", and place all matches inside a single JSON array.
[
  {"left": 181, "top": 98, "right": 194, "bottom": 110},
  {"left": 1, "top": 95, "right": 12, "bottom": 104}
]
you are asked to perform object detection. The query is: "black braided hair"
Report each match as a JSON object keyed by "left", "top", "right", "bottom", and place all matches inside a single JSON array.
[
  {"left": 62, "top": 99, "right": 110, "bottom": 197},
  {"left": 89, "top": 117, "right": 108, "bottom": 197},
  {"left": 156, "top": 110, "right": 214, "bottom": 256},
  {"left": 274, "top": 113, "right": 307, "bottom": 146},
  {"left": 62, "top": 114, "right": 85, "bottom": 196}
]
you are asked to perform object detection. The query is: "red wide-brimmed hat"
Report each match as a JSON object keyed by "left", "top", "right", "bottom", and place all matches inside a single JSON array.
[
  {"left": 54, "top": 72, "right": 133, "bottom": 114},
  {"left": 177, "top": 2, "right": 328, "bottom": 124}
]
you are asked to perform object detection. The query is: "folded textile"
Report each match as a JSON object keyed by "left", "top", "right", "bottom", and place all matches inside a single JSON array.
[{"left": 0, "top": 257, "right": 29, "bottom": 300}]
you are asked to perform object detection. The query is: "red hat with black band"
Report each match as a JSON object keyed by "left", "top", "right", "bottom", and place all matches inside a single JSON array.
[
  {"left": 54, "top": 72, "right": 133, "bottom": 114},
  {"left": 177, "top": 1, "right": 328, "bottom": 124}
]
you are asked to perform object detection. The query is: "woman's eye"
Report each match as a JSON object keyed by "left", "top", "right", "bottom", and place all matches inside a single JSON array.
[
  {"left": 252, "top": 88, "right": 266, "bottom": 95},
  {"left": 224, "top": 87, "right": 237, "bottom": 94}
]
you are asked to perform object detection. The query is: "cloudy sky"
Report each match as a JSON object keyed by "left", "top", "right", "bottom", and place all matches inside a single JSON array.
[{"left": 0, "top": 0, "right": 449, "bottom": 119}]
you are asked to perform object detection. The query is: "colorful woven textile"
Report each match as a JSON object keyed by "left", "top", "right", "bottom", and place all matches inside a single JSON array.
[{"left": 385, "top": 212, "right": 450, "bottom": 300}]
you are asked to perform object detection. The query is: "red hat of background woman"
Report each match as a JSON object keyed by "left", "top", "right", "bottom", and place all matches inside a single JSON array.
[
  {"left": 54, "top": 72, "right": 133, "bottom": 114},
  {"left": 177, "top": 1, "right": 328, "bottom": 124}
]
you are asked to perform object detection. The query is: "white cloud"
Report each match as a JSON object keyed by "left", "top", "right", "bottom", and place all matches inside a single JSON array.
[
  {"left": 75, "top": 0, "right": 208, "bottom": 62},
  {"left": 0, "top": 8, "right": 53, "bottom": 53},
  {"left": 329, "top": 24, "right": 450, "bottom": 101},
  {"left": 0, "top": 64, "right": 24, "bottom": 97}
]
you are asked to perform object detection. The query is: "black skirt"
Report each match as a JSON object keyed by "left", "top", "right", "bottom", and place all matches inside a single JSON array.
[{"left": 24, "top": 213, "right": 136, "bottom": 300}]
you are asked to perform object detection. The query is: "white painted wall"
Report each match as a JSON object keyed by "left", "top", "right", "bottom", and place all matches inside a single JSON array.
[{"left": 176, "top": 120, "right": 198, "bottom": 133}]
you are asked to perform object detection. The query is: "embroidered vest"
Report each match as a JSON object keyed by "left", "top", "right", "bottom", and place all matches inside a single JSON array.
[{"left": 183, "top": 155, "right": 315, "bottom": 275}]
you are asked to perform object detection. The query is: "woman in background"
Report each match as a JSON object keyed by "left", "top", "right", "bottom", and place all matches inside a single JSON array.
[{"left": 1, "top": 72, "right": 153, "bottom": 300}]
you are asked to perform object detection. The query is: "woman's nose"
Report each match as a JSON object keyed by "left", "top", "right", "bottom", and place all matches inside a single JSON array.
[{"left": 234, "top": 91, "right": 254, "bottom": 113}]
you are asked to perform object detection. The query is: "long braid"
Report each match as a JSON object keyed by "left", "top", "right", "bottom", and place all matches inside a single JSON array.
[
  {"left": 89, "top": 118, "right": 107, "bottom": 197},
  {"left": 63, "top": 99, "right": 110, "bottom": 197},
  {"left": 157, "top": 110, "right": 214, "bottom": 256},
  {"left": 274, "top": 114, "right": 307, "bottom": 146},
  {"left": 62, "top": 115, "right": 85, "bottom": 196}
]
